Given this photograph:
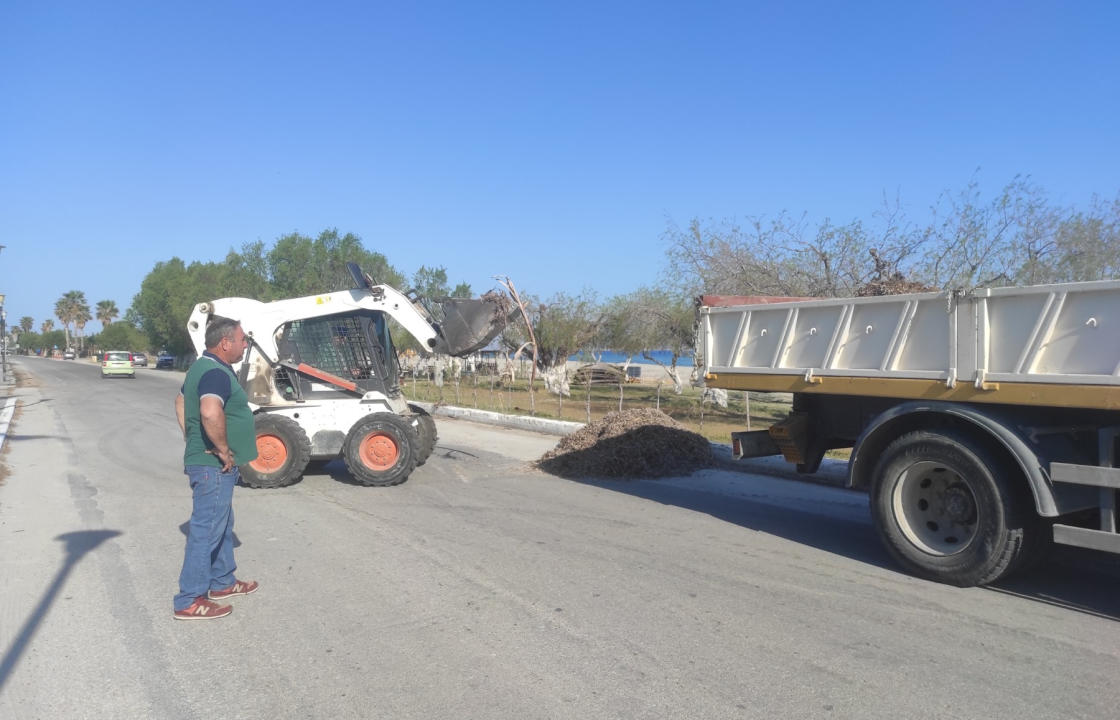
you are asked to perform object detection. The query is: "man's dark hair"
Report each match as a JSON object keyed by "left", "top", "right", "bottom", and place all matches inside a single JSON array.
[{"left": 205, "top": 316, "right": 241, "bottom": 350}]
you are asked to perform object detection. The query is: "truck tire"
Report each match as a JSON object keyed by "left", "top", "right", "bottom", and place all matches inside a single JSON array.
[
  {"left": 343, "top": 413, "right": 417, "bottom": 487},
  {"left": 241, "top": 414, "right": 312, "bottom": 489},
  {"left": 869, "top": 429, "right": 1039, "bottom": 587},
  {"left": 407, "top": 403, "right": 437, "bottom": 466}
]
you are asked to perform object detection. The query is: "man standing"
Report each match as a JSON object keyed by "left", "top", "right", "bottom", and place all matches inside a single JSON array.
[{"left": 173, "top": 316, "right": 259, "bottom": 620}]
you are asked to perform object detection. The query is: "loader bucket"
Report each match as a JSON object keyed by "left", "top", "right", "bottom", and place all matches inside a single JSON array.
[{"left": 431, "top": 291, "right": 512, "bottom": 356}]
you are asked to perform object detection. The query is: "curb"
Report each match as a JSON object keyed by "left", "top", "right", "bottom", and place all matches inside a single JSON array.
[
  {"left": 0, "top": 396, "right": 16, "bottom": 452},
  {"left": 412, "top": 402, "right": 584, "bottom": 436},
  {"left": 412, "top": 401, "right": 850, "bottom": 487}
]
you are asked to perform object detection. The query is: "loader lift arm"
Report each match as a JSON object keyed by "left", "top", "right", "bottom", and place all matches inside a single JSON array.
[{"left": 186, "top": 264, "right": 511, "bottom": 408}]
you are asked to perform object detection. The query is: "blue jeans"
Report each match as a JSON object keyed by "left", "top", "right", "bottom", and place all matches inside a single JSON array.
[{"left": 174, "top": 465, "right": 239, "bottom": 611}]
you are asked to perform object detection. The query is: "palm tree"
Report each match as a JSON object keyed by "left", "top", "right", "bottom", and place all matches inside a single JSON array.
[
  {"left": 40, "top": 319, "right": 54, "bottom": 334},
  {"left": 55, "top": 290, "right": 89, "bottom": 350},
  {"left": 96, "top": 300, "right": 119, "bottom": 328},
  {"left": 20, "top": 316, "right": 33, "bottom": 333},
  {"left": 55, "top": 298, "right": 75, "bottom": 349},
  {"left": 75, "top": 305, "right": 92, "bottom": 352}
]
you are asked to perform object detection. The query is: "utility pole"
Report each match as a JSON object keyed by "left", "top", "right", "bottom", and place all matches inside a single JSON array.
[
  {"left": 0, "top": 246, "right": 7, "bottom": 381},
  {"left": 0, "top": 293, "right": 7, "bottom": 382}
]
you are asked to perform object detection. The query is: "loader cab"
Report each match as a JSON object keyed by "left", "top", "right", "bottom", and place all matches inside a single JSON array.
[{"left": 274, "top": 310, "right": 401, "bottom": 400}]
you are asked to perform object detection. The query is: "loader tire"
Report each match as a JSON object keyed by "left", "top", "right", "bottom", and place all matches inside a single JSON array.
[
  {"left": 241, "top": 414, "right": 311, "bottom": 489},
  {"left": 343, "top": 413, "right": 417, "bottom": 487},
  {"left": 407, "top": 403, "right": 437, "bottom": 467}
]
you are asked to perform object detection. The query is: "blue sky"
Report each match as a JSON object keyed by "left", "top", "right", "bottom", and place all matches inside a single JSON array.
[{"left": 2, "top": 1, "right": 1118, "bottom": 331}]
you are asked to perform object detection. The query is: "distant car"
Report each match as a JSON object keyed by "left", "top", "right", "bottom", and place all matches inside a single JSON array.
[
  {"left": 62, "top": 349, "right": 76, "bottom": 360},
  {"left": 101, "top": 351, "right": 136, "bottom": 379},
  {"left": 131, "top": 352, "right": 148, "bottom": 367},
  {"left": 156, "top": 352, "right": 176, "bottom": 369}
]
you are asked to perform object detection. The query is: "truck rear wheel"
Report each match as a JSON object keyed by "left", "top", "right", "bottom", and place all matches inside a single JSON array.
[
  {"left": 869, "top": 429, "right": 1038, "bottom": 586},
  {"left": 407, "top": 403, "right": 437, "bottom": 466},
  {"left": 241, "top": 414, "right": 311, "bottom": 489},
  {"left": 343, "top": 413, "right": 417, "bottom": 486}
]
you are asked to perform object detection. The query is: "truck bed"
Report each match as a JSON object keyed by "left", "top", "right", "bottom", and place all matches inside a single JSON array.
[{"left": 698, "top": 280, "right": 1120, "bottom": 411}]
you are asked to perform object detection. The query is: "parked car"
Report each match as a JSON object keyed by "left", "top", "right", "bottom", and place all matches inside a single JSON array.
[
  {"left": 155, "top": 352, "right": 176, "bottom": 369},
  {"left": 101, "top": 351, "right": 135, "bottom": 379},
  {"left": 62, "top": 349, "right": 76, "bottom": 360},
  {"left": 131, "top": 352, "right": 148, "bottom": 367}
]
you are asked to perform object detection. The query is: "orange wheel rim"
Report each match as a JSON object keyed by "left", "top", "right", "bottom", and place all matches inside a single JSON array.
[
  {"left": 358, "top": 432, "right": 399, "bottom": 471},
  {"left": 251, "top": 434, "right": 288, "bottom": 472}
]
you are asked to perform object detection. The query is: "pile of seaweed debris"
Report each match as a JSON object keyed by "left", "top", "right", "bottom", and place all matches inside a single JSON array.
[{"left": 537, "top": 408, "right": 713, "bottom": 479}]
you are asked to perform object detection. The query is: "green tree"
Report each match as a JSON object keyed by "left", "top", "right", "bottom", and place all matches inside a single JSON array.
[
  {"left": 123, "top": 306, "right": 144, "bottom": 328},
  {"left": 20, "top": 316, "right": 33, "bottom": 333},
  {"left": 265, "top": 229, "right": 404, "bottom": 297},
  {"left": 411, "top": 265, "right": 475, "bottom": 299},
  {"left": 220, "top": 245, "right": 273, "bottom": 300},
  {"left": 131, "top": 258, "right": 196, "bottom": 355},
  {"left": 15, "top": 329, "right": 38, "bottom": 352},
  {"left": 23, "top": 327, "right": 64, "bottom": 354},
  {"left": 96, "top": 300, "right": 119, "bottom": 328},
  {"left": 40, "top": 319, "right": 54, "bottom": 334},
  {"left": 412, "top": 266, "right": 448, "bottom": 298},
  {"left": 93, "top": 322, "right": 148, "bottom": 353}
]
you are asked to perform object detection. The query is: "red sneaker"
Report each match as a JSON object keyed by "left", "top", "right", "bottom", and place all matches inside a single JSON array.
[
  {"left": 173, "top": 597, "right": 232, "bottom": 621},
  {"left": 208, "top": 579, "right": 259, "bottom": 600}
]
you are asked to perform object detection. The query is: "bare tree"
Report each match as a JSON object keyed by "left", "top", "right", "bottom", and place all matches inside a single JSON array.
[
  {"left": 662, "top": 194, "right": 928, "bottom": 300},
  {"left": 499, "top": 287, "right": 602, "bottom": 401},
  {"left": 604, "top": 288, "right": 694, "bottom": 393},
  {"left": 918, "top": 175, "right": 1044, "bottom": 289}
]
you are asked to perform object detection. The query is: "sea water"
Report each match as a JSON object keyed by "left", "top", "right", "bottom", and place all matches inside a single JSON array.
[{"left": 568, "top": 350, "right": 693, "bottom": 366}]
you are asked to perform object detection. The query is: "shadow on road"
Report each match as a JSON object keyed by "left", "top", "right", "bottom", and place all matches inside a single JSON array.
[
  {"left": 988, "top": 546, "right": 1120, "bottom": 620},
  {"left": 574, "top": 475, "right": 894, "bottom": 572},
  {"left": 573, "top": 475, "right": 1120, "bottom": 621},
  {"left": 0, "top": 529, "right": 122, "bottom": 692}
]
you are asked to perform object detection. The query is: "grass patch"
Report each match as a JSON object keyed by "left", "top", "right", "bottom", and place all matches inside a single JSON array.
[{"left": 401, "top": 372, "right": 792, "bottom": 444}]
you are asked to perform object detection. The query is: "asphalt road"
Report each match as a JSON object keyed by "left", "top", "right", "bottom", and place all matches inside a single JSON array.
[{"left": 1, "top": 356, "right": 1119, "bottom": 719}]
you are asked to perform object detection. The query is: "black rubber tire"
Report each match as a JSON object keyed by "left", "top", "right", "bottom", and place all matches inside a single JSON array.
[
  {"left": 343, "top": 413, "right": 417, "bottom": 487},
  {"left": 240, "top": 414, "right": 312, "bottom": 489},
  {"left": 869, "top": 429, "right": 1040, "bottom": 587},
  {"left": 407, "top": 403, "right": 437, "bottom": 467}
]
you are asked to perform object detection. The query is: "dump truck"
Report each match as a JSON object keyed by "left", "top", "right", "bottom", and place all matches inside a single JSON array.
[
  {"left": 187, "top": 263, "right": 510, "bottom": 489},
  {"left": 697, "top": 280, "right": 1120, "bottom": 586}
]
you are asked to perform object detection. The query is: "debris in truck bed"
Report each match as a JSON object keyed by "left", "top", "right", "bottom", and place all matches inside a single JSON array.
[{"left": 537, "top": 408, "right": 713, "bottom": 479}]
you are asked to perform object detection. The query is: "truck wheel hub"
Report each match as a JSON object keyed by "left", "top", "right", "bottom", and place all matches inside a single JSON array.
[{"left": 942, "top": 484, "right": 977, "bottom": 524}]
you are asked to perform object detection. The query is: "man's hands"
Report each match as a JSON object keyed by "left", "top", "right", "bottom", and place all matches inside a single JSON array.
[
  {"left": 210, "top": 446, "right": 235, "bottom": 472},
  {"left": 200, "top": 396, "right": 234, "bottom": 471}
]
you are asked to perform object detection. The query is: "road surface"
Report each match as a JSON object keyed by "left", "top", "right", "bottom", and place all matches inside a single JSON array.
[{"left": 1, "top": 356, "right": 1118, "bottom": 719}]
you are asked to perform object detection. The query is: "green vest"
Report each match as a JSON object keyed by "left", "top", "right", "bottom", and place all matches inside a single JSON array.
[{"left": 182, "top": 355, "right": 259, "bottom": 467}]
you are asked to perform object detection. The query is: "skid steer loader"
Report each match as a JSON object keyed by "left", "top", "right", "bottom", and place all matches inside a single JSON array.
[{"left": 186, "top": 263, "right": 511, "bottom": 488}]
